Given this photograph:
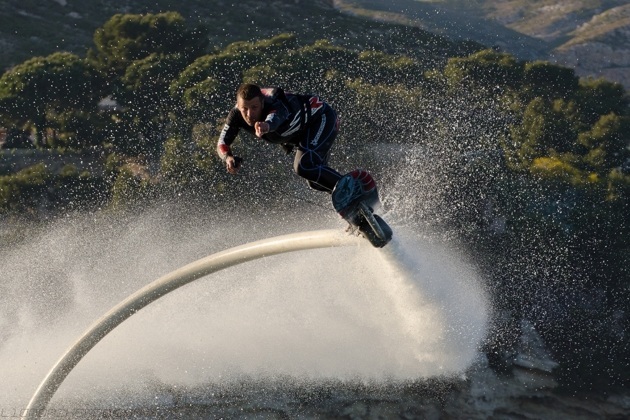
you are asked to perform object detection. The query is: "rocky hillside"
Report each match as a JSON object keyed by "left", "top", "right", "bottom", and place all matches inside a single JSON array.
[
  {"left": 553, "top": 4, "right": 630, "bottom": 90},
  {"left": 334, "top": 0, "right": 630, "bottom": 89},
  {"left": 484, "top": 0, "right": 630, "bottom": 90}
]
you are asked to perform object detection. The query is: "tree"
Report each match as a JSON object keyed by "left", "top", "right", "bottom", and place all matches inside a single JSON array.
[
  {"left": 88, "top": 12, "right": 209, "bottom": 82},
  {"left": 508, "top": 97, "right": 579, "bottom": 168},
  {"left": 116, "top": 53, "right": 191, "bottom": 156},
  {"left": 171, "top": 33, "right": 298, "bottom": 125},
  {"left": 86, "top": 12, "right": 209, "bottom": 156},
  {"left": 0, "top": 52, "right": 104, "bottom": 148},
  {"left": 578, "top": 113, "right": 630, "bottom": 173},
  {"left": 522, "top": 61, "right": 579, "bottom": 101},
  {"left": 0, "top": 164, "right": 49, "bottom": 213},
  {"left": 442, "top": 49, "right": 523, "bottom": 93},
  {"left": 575, "top": 78, "right": 629, "bottom": 125}
]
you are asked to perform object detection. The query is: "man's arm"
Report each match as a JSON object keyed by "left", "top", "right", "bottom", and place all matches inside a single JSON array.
[
  {"left": 217, "top": 126, "right": 235, "bottom": 160},
  {"left": 262, "top": 89, "right": 290, "bottom": 132},
  {"left": 217, "top": 108, "right": 242, "bottom": 173}
]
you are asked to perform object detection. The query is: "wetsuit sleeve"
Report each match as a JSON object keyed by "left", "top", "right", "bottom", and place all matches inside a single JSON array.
[
  {"left": 217, "top": 108, "right": 241, "bottom": 160},
  {"left": 264, "top": 97, "right": 290, "bottom": 132}
]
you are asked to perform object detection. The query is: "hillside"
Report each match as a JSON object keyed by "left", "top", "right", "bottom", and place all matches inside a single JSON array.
[
  {"left": 0, "top": 0, "right": 464, "bottom": 73},
  {"left": 482, "top": 0, "right": 630, "bottom": 88},
  {"left": 3, "top": 1, "right": 629, "bottom": 88},
  {"left": 334, "top": 0, "right": 630, "bottom": 89},
  {"left": 334, "top": 0, "right": 551, "bottom": 59},
  {"left": 5, "top": 1, "right": 628, "bottom": 88},
  {"left": 479, "top": 0, "right": 628, "bottom": 45}
]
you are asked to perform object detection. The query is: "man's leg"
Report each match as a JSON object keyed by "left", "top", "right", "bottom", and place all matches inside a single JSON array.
[{"left": 293, "top": 106, "right": 342, "bottom": 192}]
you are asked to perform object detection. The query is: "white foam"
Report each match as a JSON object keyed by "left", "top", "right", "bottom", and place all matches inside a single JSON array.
[{"left": 0, "top": 208, "right": 488, "bottom": 408}]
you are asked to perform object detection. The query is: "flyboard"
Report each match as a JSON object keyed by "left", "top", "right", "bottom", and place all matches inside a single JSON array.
[{"left": 332, "top": 169, "right": 393, "bottom": 248}]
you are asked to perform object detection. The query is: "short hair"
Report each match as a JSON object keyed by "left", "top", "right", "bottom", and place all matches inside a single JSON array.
[{"left": 236, "top": 83, "right": 263, "bottom": 101}]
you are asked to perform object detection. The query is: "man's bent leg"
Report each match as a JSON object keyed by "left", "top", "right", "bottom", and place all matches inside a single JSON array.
[{"left": 294, "top": 106, "right": 342, "bottom": 192}]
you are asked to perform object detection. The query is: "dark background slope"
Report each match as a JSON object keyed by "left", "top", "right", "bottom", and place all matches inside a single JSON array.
[{"left": 0, "top": 0, "right": 461, "bottom": 71}]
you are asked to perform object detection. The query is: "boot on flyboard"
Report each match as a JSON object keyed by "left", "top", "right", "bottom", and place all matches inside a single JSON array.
[{"left": 332, "top": 169, "right": 393, "bottom": 248}]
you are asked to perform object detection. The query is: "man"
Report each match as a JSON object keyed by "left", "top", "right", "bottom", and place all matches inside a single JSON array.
[{"left": 217, "top": 83, "right": 342, "bottom": 192}]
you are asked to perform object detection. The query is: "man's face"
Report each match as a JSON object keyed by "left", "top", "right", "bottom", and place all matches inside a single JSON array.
[{"left": 237, "top": 96, "right": 263, "bottom": 126}]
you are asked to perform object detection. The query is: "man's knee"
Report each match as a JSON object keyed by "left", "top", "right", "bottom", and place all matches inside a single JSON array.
[
  {"left": 295, "top": 162, "right": 313, "bottom": 179},
  {"left": 294, "top": 154, "right": 319, "bottom": 179}
]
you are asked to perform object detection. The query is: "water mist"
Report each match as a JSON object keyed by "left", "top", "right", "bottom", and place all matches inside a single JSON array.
[{"left": 1, "top": 204, "right": 488, "bottom": 413}]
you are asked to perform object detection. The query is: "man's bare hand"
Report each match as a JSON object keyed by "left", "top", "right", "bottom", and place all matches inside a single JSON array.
[
  {"left": 255, "top": 122, "right": 269, "bottom": 137},
  {"left": 225, "top": 156, "right": 240, "bottom": 174}
]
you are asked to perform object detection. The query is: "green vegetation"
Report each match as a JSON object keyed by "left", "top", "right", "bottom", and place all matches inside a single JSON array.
[
  {"left": 0, "top": 7, "right": 628, "bottom": 396},
  {"left": 0, "top": 52, "right": 105, "bottom": 148},
  {"left": 0, "top": 162, "right": 107, "bottom": 214}
]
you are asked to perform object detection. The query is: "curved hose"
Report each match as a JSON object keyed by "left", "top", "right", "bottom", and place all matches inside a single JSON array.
[{"left": 23, "top": 229, "right": 359, "bottom": 419}]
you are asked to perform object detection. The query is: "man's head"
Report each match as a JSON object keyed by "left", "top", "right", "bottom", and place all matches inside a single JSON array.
[{"left": 236, "top": 83, "right": 264, "bottom": 126}]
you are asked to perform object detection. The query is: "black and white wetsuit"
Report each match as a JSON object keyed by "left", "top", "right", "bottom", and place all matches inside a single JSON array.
[{"left": 217, "top": 87, "right": 342, "bottom": 192}]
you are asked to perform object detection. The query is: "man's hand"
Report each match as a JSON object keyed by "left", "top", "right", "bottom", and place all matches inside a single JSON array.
[
  {"left": 254, "top": 121, "right": 269, "bottom": 137},
  {"left": 225, "top": 155, "right": 241, "bottom": 174}
]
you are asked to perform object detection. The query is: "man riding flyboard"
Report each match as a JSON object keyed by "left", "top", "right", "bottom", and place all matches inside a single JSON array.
[{"left": 217, "top": 83, "right": 392, "bottom": 247}]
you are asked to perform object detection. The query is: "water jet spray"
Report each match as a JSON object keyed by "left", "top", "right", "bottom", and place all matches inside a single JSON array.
[{"left": 22, "top": 229, "right": 360, "bottom": 419}]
